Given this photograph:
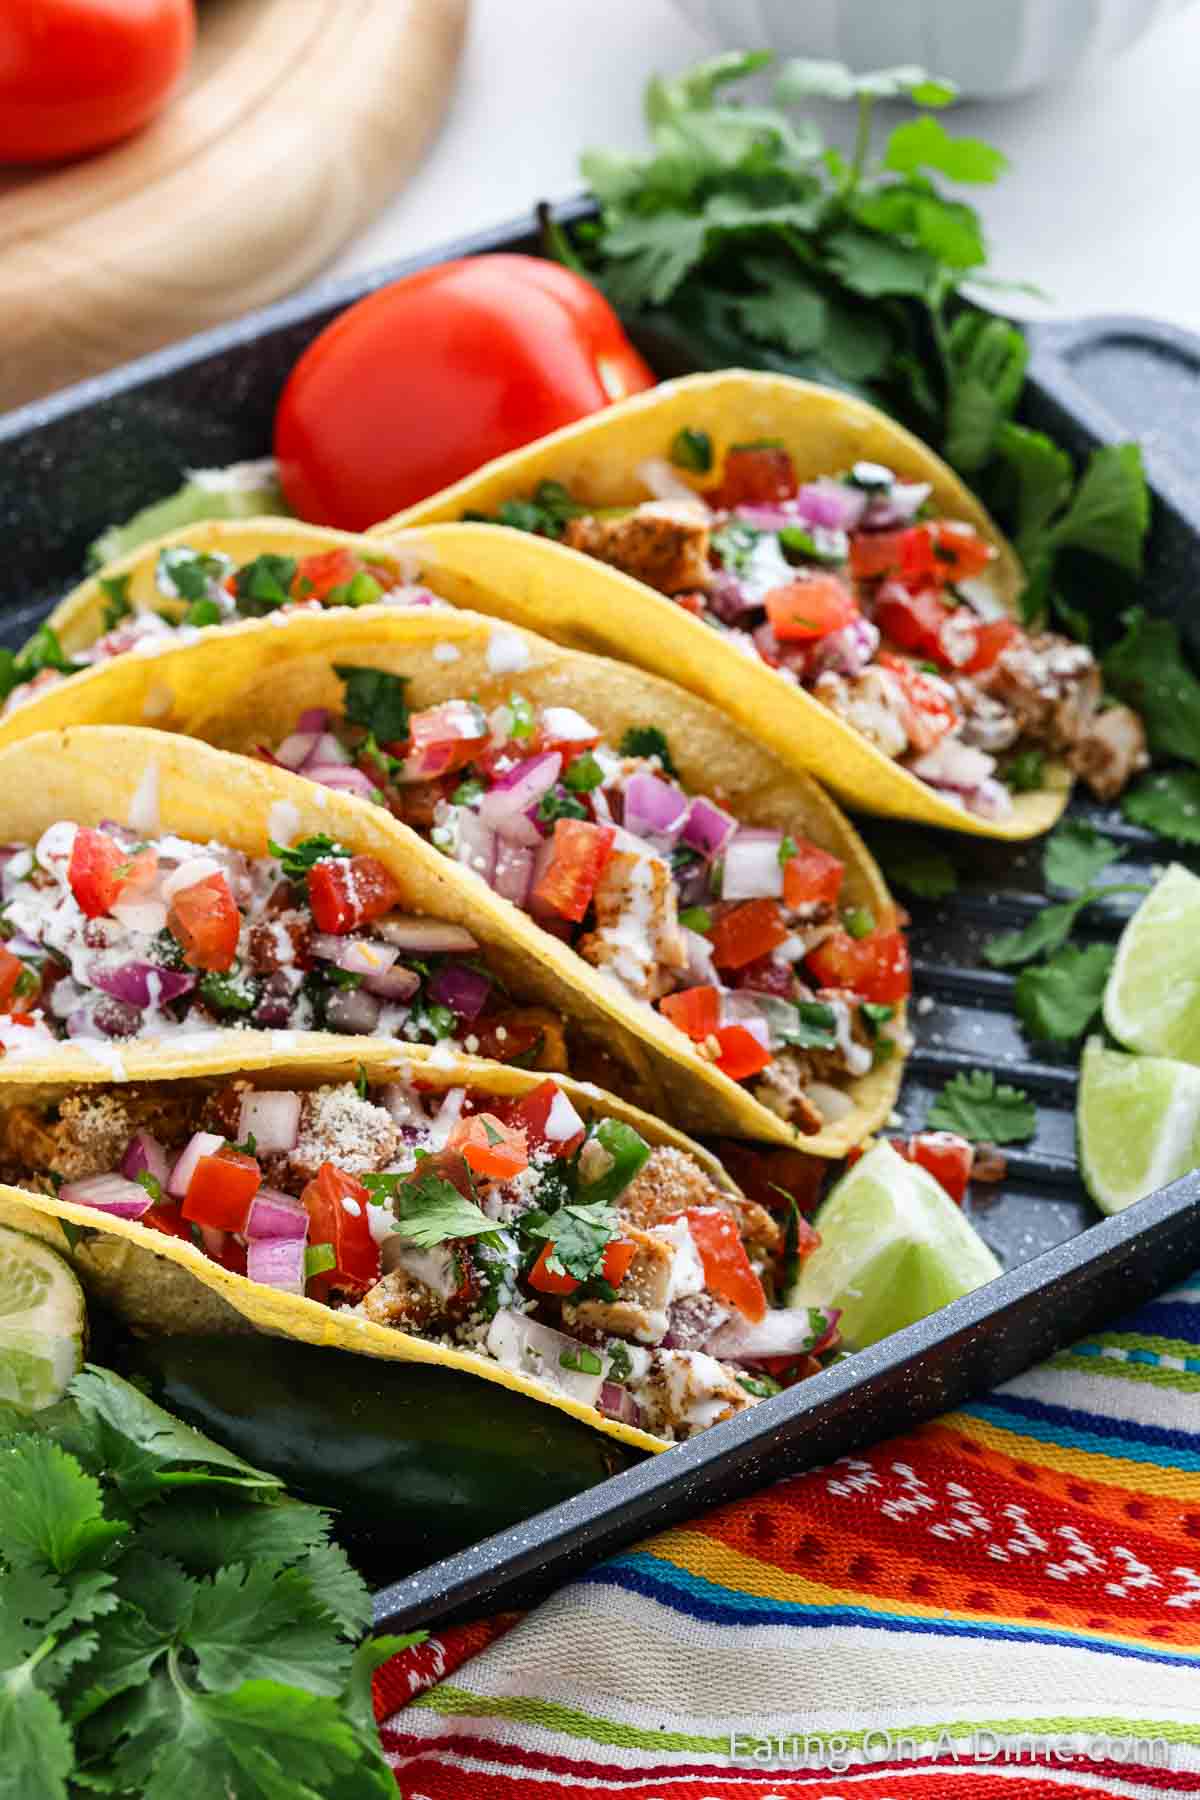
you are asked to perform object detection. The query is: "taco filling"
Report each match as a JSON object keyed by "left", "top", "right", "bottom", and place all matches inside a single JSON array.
[
  {"left": 1, "top": 1073, "right": 839, "bottom": 1441},
  {"left": 261, "top": 673, "right": 910, "bottom": 1133},
  {"left": 469, "top": 444, "right": 1148, "bottom": 817},
  {"left": 2, "top": 545, "right": 438, "bottom": 719},
  {"left": 0, "top": 821, "right": 562, "bottom": 1067}
]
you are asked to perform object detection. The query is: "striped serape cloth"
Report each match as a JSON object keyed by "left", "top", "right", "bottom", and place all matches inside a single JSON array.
[{"left": 373, "top": 1272, "right": 1200, "bottom": 1798}]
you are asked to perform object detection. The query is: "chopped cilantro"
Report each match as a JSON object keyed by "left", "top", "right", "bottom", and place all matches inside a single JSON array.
[
  {"left": 269, "top": 834, "right": 351, "bottom": 881},
  {"left": 669, "top": 426, "right": 713, "bottom": 473},
  {"left": 778, "top": 834, "right": 798, "bottom": 867},
  {"left": 157, "top": 545, "right": 229, "bottom": 604},
  {"left": 779, "top": 1000, "right": 837, "bottom": 1050},
  {"left": 1122, "top": 770, "right": 1200, "bottom": 844},
  {"left": 563, "top": 751, "right": 605, "bottom": 792},
  {"left": 1014, "top": 941, "right": 1114, "bottom": 1043},
  {"left": 98, "top": 573, "right": 132, "bottom": 632},
  {"left": 678, "top": 905, "right": 712, "bottom": 932},
  {"left": 183, "top": 597, "right": 222, "bottom": 628},
  {"left": 537, "top": 783, "right": 589, "bottom": 825},
  {"left": 606, "top": 1340, "right": 633, "bottom": 1382},
  {"left": 618, "top": 725, "right": 677, "bottom": 776},
  {"left": 366, "top": 1169, "right": 498, "bottom": 1248},
  {"left": 709, "top": 520, "right": 762, "bottom": 579},
  {"left": 407, "top": 998, "right": 458, "bottom": 1042},
  {"left": 469, "top": 479, "right": 589, "bottom": 539},
  {"left": 1004, "top": 748, "right": 1045, "bottom": 793},
  {"left": 0, "top": 624, "right": 83, "bottom": 702},
  {"left": 528, "top": 1199, "right": 620, "bottom": 1282},
  {"left": 927, "top": 1070, "right": 1036, "bottom": 1143},
  {"left": 452, "top": 775, "right": 485, "bottom": 806},
  {"left": 335, "top": 665, "right": 411, "bottom": 745},
  {"left": 860, "top": 1001, "right": 895, "bottom": 1037},
  {"left": 355, "top": 1062, "right": 369, "bottom": 1101},
  {"left": 508, "top": 694, "right": 536, "bottom": 740},
  {"left": 232, "top": 553, "right": 297, "bottom": 616},
  {"left": 199, "top": 965, "right": 258, "bottom": 1015}
]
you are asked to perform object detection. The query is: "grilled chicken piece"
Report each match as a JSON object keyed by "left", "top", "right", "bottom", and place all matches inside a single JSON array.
[
  {"left": 285, "top": 1084, "right": 400, "bottom": 1182},
  {"left": 563, "top": 1223, "right": 675, "bottom": 1345},
  {"left": 812, "top": 666, "right": 910, "bottom": 760},
  {"left": 577, "top": 849, "right": 687, "bottom": 1002},
  {"left": 562, "top": 501, "right": 711, "bottom": 595},
  {"left": 361, "top": 1267, "right": 444, "bottom": 1332},
  {"left": 618, "top": 1145, "right": 782, "bottom": 1255},
  {"left": 983, "top": 633, "right": 1100, "bottom": 751},
  {"left": 1067, "top": 703, "right": 1149, "bottom": 801},
  {"left": 1, "top": 1088, "right": 195, "bottom": 1183},
  {"left": 750, "top": 1048, "right": 825, "bottom": 1134},
  {"left": 635, "top": 1347, "right": 755, "bottom": 1439}
]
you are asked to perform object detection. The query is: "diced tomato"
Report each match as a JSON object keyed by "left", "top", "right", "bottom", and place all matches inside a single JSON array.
[
  {"left": 306, "top": 854, "right": 401, "bottom": 934},
  {"left": 929, "top": 521, "right": 994, "bottom": 581},
  {"left": 806, "top": 926, "right": 911, "bottom": 1004},
  {"left": 896, "top": 1131, "right": 973, "bottom": 1206},
  {"left": 713, "top": 1024, "right": 772, "bottom": 1081},
  {"left": 471, "top": 1011, "right": 561, "bottom": 1069},
  {"left": 527, "top": 1232, "right": 635, "bottom": 1297},
  {"left": 403, "top": 702, "right": 490, "bottom": 777},
  {"left": 962, "top": 617, "right": 1021, "bottom": 675},
  {"left": 535, "top": 724, "right": 602, "bottom": 763},
  {"left": 875, "top": 584, "right": 951, "bottom": 660},
  {"left": 765, "top": 575, "right": 858, "bottom": 642},
  {"left": 752, "top": 1352, "right": 823, "bottom": 1385},
  {"left": 734, "top": 955, "right": 795, "bottom": 998},
  {"left": 674, "top": 592, "right": 707, "bottom": 616},
  {"left": 659, "top": 985, "right": 719, "bottom": 1041},
  {"left": 850, "top": 522, "right": 992, "bottom": 590},
  {"left": 300, "top": 1161, "right": 380, "bottom": 1299},
  {"left": 0, "top": 947, "right": 22, "bottom": 1014},
  {"left": 292, "top": 548, "right": 359, "bottom": 601},
  {"left": 447, "top": 1112, "right": 529, "bottom": 1180},
  {"left": 671, "top": 1207, "right": 767, "bottom": 1322},
  {"left": 531, "top": 819, "right": 615, "bottom": 923},
  {"left": 783, "top": 842, "right": 844, "bottom": 909},
  {"left": 183, "top": 1150, "right": 262, "bottom": 1233},
  {"left": 141, "top": 1202, "right": 192, "bottom": 1241},
  {"left": 412, "top": 1146, "right": 477, "bottom": 1200},
  {"left": 167, "top": 872, "right": 241, "bottom": 973},
  {"left": 68, "top": 827, "right": 156, "bottom": 920},
  {"left": 712, "top": 1141, "right": 827, "bottom": 1217},
  {"left": 708, "top": 898, "right": 789, "bottom": 971},
  {"left": 713, "top": 444, "right": 798, "bottom": 509},
  {"left": 877, "top": 653, "right": 960, "bottom": 755},
  {"left": 499, "top": 1078, "right": 586, "bottom": 1156}
]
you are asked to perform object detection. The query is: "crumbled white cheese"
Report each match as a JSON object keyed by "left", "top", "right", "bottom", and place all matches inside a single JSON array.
[
  {"left": 485, "top": 629, "right": 531, "bottom": 674},
  {"left": 432, "top": 642, "right": 461, "bottom": 663}
]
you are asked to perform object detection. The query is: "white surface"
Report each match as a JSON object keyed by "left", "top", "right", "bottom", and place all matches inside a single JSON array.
[{"left": 332, "top": 0, "right": 1200, "bottom": 335}]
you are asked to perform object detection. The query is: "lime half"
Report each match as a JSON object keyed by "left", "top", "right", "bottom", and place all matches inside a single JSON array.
[
  {"left": 787, "top": 1141, "right": 1001, "bottom": 1349},
  {"left": 0, "top": 1225, "right": 86, "bottom": 1410},
  {"left": 1104, "top": 862, "right": 1200, "bottom": 1063},
  {"left": 1078, "top": 1037, "right": 1200, "bottom": 1214}
]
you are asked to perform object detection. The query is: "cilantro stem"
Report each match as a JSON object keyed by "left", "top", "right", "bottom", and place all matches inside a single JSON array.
[{"left": 844, "top": 92, "right": 873, "bottom": 195}]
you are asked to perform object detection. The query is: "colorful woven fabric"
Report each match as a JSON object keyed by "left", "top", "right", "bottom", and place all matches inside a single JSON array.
[{"left": 375, "top": 1274, "right": 1200, "bottom": 1797}]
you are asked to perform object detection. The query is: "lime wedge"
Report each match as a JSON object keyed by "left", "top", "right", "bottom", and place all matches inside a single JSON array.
[
  {"left": 1078, "top": 1036, "right": 1200, "bottom": 1214},
  {"left": 0, "top": 1225, "right": 86, "bottom": 1410},
  {"left": 88, "top": 460, "right": 287, "bottom": 569},
  {"left": 787, "top": 1141, "right": 1001, "bottom": 1348},
  {"left": 1104, "top": 862, "right": 1200, "bottom": 1063}
]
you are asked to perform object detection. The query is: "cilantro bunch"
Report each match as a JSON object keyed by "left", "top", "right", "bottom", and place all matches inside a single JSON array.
[
  {"left": 555, "top": 51, "right": 1150, "bottom": 635},
  {"left": 0, "top": 1368, "right": 418, "bottom": 1798}
]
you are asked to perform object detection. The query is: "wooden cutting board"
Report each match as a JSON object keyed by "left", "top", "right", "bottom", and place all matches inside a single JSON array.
[{"left": 0, "top": 0, "right": 469, "bottom": 412}]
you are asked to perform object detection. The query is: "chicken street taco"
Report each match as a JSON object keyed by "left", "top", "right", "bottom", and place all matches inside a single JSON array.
[
  {"left": 384, "top": 370, "right": 1148, "bottom": 837},
  {"left": 0, "top": 519, "right": 441, "bottom": 748},
  {"left": 0, "top": 724, "right": 903, "bottom": 1150},
  {"left": 0, "top": 1043, "right": 843, "bottom": 1451}
]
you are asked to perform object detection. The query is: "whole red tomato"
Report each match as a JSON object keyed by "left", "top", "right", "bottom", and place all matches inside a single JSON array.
[
  {"left": 274, "top": 255, "right": 657, "bottom": 530},
  {"left": 0, "top": 0, "right": 195, "bottom": 164}
]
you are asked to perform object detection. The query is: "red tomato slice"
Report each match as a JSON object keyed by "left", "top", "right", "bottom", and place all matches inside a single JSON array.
[
  {"left": 275, "top": 256, "right": 656, "bottom": 529},
  {"left": 167, "top": 873, "right": 241, "bottom": 973},
  {"left": 931, "top": 521, "right": 994, "bottom": 580},
  {"left": 877, "top": 653, "right": 960, "bottom": 755},
  {"left": 805, "top": 926, "right": 911, "bottom": 1004},
  {"left": 713, "top": 1024, "right": 772, "bottom": 1081},
  {"left": 602, "top": 1238, "right": 637, "bottom": 1286},
  {"left": 527, "top": 1240, "right": 579, "bottom": 1297},
  {"left": 183, "top": 1150, "right": 261, "bottom": 1233},
  {"left": 850, "top": 522, "right": 992, "bottom": 590},
  {"left": 708, "top": 899, "right": 789, "bottom": 971},
  {"left": 783, "top": 842, "right": 844, "bottom": 909},
  {"left": 447, "top": 1113, "right": 529, "bottom": 1180},
  {"left": 659, "top": 985, "right": 719, "bottom": 1041},
  {"left": 962, "top": 617, "right": 1022, "bottom": 675},
  {"left": 875, "top": 585, "right": 952, "bottom": 660},
  {"left": 498, "top": 1079, "right": 586, "bottom": 1156},
  {"left": 301, "top": 1161, "right": 380, "bottom": 1299},
  {"left": 713, "top": 445, "right": 798, "bottom": 509},
  {"left": 403, "top": 703, "right": 491, "bottom": 778},
  {"left": 68, "top": 827, "right": 127, "bottom": 919},
  {"left": 291, "top": 548, "right": 391, "bottom": 603},
  {"left": 672, "top": 1207, "right": 767, "bottom": 1322},
  {"left": 141, "top": 1202, "right": 192, "bottom": 1242},
  {"left": 531, "top": 820, "right": 615, "bottom": 923},
  {"left": 897, "top": 1131, "right": 973, "bottom": 1205},
  {"left": 306, "top": 855, "right": 401, "bottom": 934},
  {"left": 0, "top": 947, "right": 23, "bottom": 1014},
  {"left": 765, "top": 575, "right": 858, "bottom": 642}
]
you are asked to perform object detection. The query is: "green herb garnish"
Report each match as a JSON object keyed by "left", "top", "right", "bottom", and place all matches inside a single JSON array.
[
  {"left": 233, "top": 553, "right": 298, "bottom": 615},
  {"left": 669, "top": 426, "right": 713, "bottom": 473},
  {"left": 335, "top": 666, "right": 411, "bottom": 745},
  {"left": 927, "top": 1070, "right": 1036, "bottom": 1143},
  {"left": 98, "top": 573, "right": 133, "bottom": 632},
  {"left": 618, "top": 726, "right": 677, "bottom": 776},
  {"left": 560, "top": 1345, "right": 604, "bottom": 1377},
  {"left": 563, "top": 751, "right": 605, "bottom": 792},
  {"left": 269, "top": 834, "right": 351, "bottom": 881}
]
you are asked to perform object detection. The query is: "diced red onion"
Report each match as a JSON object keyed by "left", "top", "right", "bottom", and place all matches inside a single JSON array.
[
  {"left": 492, "top": 840, "right": 535, "bottom": 907},
  {"left": 721, "top": 828, "right": 784, "bottom": 901},
  {"left": 796, "top": 481, "right": 869, "bottom": 532},
  {"left": 526, "top": 834, "right": 559, "bottom": 917},
  {"left": 325, "top": 986, "right": 382, "bottom": 1033},
  {"left": 247, "top": 1234, "right": 306, "bottom": 1293},
  {"left": 312, "top": 935, "right": 399, "bottom": 977},
  {"left": 598, "top": 1381, "right": 643, "bottom": 1426},
  {"left": 862, "top": 481, "right": 931, "bottom": 529},
  {"left": 809, "top": 616, "right": 880, "bottom": 679},
  {"left": 728, "top": 503, "right": 801, "bottom": 531},
  {"left": 304, "top": 764, "right": 376, "bottom": 797},
  {"left": 237, "top": 1089, "right": 301, "bottom": 1153},
  {"left": 706, "top": 567, "right": 759, "bottom": 623},
  {"left": 485, "top": 1309, "right": 606, "bottom": 1406},
  {"left": 622, "top": 773, "right": 688, "bottom": 849},
  {"left": 245, "top": 1186, "right": 308, "bottom": 1240},
  {"left": 479, "top": 753, "right": 561, "bottom": 845},
  {"left": 90, "top": 961, "right": 196, "bottom": 1010},
  {"left": 362, "top": 961, "right": 420, "bottom": 1000},
  {"left": 964, "top": 779, "right": 1013, "bottom": 821},
  {"left": 455, "top": 812, "right": 497, "bottom": 884},
  {"left": 300, "top": 732, "right": 351, "bottom": 770},
  {"left": 297, "top": 708, "right": 330, "bottom": 733},
  {"left": 253, "top": 972, "right": 300, "bottom": 1028},
  {"left": 429, "top": 961, "right": 491, "bottom": 1021},
  {"left": 273, "top": 730, "right": 320, "bottom": 771},
  {"left": 4, "top": 933, "right": 41, "bottom": 958},
  {"left": 681, "top": 795, "right": 736, "bottom": 860},
  {"left": 119, "top": 1130, "right": 169, "bottom": 1188},
  {"left": 708, "top": 1304, "right": 841, "bottom": 1360},
  {"left": 59, "top": 1172, "right": 154, "bottom": 1219},
  {"left": 167, "top": 1130, "right": 224, "bottom": 1197},
  {"left": 908, "top": 737, "right": 996, "bottom": 793},
  {"left": 375, "top": 916, "right": 478, "bottom": 954}
]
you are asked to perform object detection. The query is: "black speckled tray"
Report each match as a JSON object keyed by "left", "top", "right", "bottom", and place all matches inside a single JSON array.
[{"left": 3, "top": 203, "right": 1200, "bottom": 1634}]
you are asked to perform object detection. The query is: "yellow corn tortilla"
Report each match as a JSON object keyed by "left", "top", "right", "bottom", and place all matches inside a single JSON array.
[
  {"left": 379, "top": 369, "right": 1068, "bottom": 840},
  {"left": 0, "top": 722, "right": 900, "bottom": 1150},
  {"left": 0, "top": 1041, "right": 742, "bottom": 1454}
]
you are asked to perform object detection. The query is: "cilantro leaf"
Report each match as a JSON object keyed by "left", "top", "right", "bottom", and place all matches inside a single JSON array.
[
  {"left": 601, "top": 209, "right": 710, "bottom": 308},
  {"left": 368, "top": 1170, "right": 497, "bottom": 1249},
  {"left": 232, "top": 553, "right": 297, "bottom": 616},
  {"left": 157, "top": 546, "right": 228, "bottom": 605},
  {"left": 1042, "top": 820, "right": 1117, "bottom": 894},
  {"left": 185, "top": 1563, "right": 351, "bottom": 1695},
  {"left": 1004, "top": 749, "right": 1045, "bottom": 793},
  {"left": 779, "top": 1000, "right": 837, "bottom": 1049},
  {"left": 0, "top": 1438, "right": 123, "bottom": 1573},
  {"left": 883, "top": 115, "right": 1007, "bottom": 183},
  {"left": 618, "top": 725, "right": 677, "bottom": 776},
  {"left": 269, "top": 834, "right": 351, "bottom": 881},
  {"left": 1104, "top": 611, "right": 1200, "bottom": 766},
  {"left": 528, "top": 1200, "right": 619, "bottom": 1282},
  {"left": 927, "top": 1070, "right": 1036, "bottom": 1143},
  {"left": 537, "top": 783, "right": 589, "bottom": 825},
  {"left": 734, "top": 265, "right": 827, "bottom": 354},
  {"left": 1122, "top": 770, "right": 1200, "bottom": 844},
  {"left": 776, "top": 59, "right": 955, "bottom": 105},
  {"left": 993, "top": 420, "right": 1073, "bottom": 554},
  {"left": 982, "top": 897, "right": 1088, "bottom": 968},
  {"left": 1014, "top": 942, "right": 1114, "bottom": 1043},
  {"left": 1044, "top": 442, "right": 1148, "bottom": 575},
  {"left": 825, "top": 224, "right": 936, "bottom": 299},
  {"left": 669, "top": 427, "right": 712, "bottom": 473},
  {"left": 0, "top": 1683, "right": 73, "bottom": 1799},
  {"left": 943, "top": 319, "right": 1028, "bottom": 473},
  {"left": 873, "top": 836, "right": 958, "bottom": 900},
  {"left": 334, "top": 667, "right": 410, "bottom": 745},
  {"left": 135, "top": 1677, "right": 367, "bottom": 1800},
  {"left": 98, "top": 573, "right": 133, "bottom": 633}
]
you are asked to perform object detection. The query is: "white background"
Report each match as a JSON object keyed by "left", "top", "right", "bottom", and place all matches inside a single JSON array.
[{"left": 332, "top": 0, "right": 1200, "bottom": 335}]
